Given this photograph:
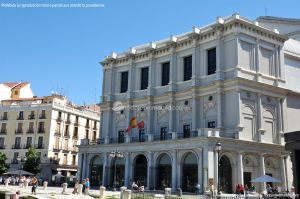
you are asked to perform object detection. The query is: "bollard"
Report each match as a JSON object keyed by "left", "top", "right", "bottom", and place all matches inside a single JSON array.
[
  {"left": 124, "top": 189, "right": 132, "bottom": 199},
  {"left": 176, "top": 188, "right": 182, "bottom": 197},
  {"left": 62, "top": 183, "right": 68, "bottom": 194},
  {"left": 99, "top": 186, "right": 106, "bottom": 199},
  {"left": 4, "top": 179, "right": 9, "bottom": 189},
  {"left": 24, "top": 180, "right": 29, "bottom": 189},
  {"left": 120, "top": 186, "right": 127, "bottom": 199},
  {"left": 43, "top": 181, "right": 48, "bottom": 190},
  {"left": 5, "top": 192, "right": 15, "bottom": 199},
  {"left": 78, "top": 184, "right": 83, "bottom": 194},
  {"left": 165, "top": 187, "right": 171, "bottom": 197}
]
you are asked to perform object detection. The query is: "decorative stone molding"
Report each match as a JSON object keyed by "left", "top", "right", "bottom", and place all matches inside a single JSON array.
[
  {"left": 157, "top": 108, "right": 168, "bottom": 119},
  {"left": 137, "top": 111, "right": 146, "bottom": 120},
  {"left": 116, "top": 112, "right": 126, "bottom": 123},
  {"left": 203, "top": 101, "right": 216, "bottom": 113}
]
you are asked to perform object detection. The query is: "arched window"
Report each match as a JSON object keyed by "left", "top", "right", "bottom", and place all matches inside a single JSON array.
[
  {"left": 157, "top": 154, "right": 172, "bottom": 190},
  {"left": 182, "top": 153, "right": 198, "bottom": 192},
  {"left": 90, "top": 156, "right": 103, "bottom": 186}
]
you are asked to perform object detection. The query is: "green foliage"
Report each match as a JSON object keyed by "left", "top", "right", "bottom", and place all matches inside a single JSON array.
[
  {"left": 0, "top": 152, "right": 9, "bottom": 175},
  {"left": 23, "top": 147, "right": 40, "bottom": 175}
]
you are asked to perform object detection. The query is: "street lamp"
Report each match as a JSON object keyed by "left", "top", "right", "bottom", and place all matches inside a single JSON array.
[
  {"left": 109, "top": 151, "right": 124, "bottom": 191},
  {"left": 16, "top": 156, "right": 27, "bottom": 182},
  {"left": 215, "top": 142, "right": 221, "bottom": 195}
]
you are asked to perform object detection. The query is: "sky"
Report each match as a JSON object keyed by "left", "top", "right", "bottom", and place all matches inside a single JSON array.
[{"left": 1, "top": 0, "right": 300, "bottom": 105}]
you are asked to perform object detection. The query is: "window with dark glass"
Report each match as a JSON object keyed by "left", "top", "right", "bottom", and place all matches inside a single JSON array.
[
  {"left": 18, "top": 111, "right": 24, "bottom": 120},
  {"left": 120, "top": 71, "right": 129, "bottom": 93},
  {"left": 160, "top": 127, "right": 168, "bottom": 140},
  {"left": 38, "top": 122, "right": 45, "bottom": 133},
  {"left": 38, "top": 136, "right": 43, "bottom": 148},
  {"left": 161, "top": 62, "right": 170, "bottom": 86},
  {"left": 15, "top": 137, "right": 21, "bottom": 148},
  {"left": 207, "top": 121, "right": 216, "bottom": 128},
  {"left": 0, "top": 138, "right": 4, "bottom": 148},
  {"left": 26, "top": 137, "right": 32, "bottom": 148},
  {"left": 183, "top": 56, "right": 192, "bottom": 81},
  {"left": 207, "top": 48, "right": 216, "bottom": 75},
  {"left": 139, "top": 129, "right": 146, "bottom": 142},
  {"left": 140, "top": 67, "right": 149, "bottom": 90},
  {"left": 118, "top": 130, "right": 125, "bottom": 143},
  {"left": 183, "top": 124, "right": 191, "bottom": 138}
]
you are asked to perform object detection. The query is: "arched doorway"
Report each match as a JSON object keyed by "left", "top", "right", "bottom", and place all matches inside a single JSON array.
[
  {"left": 220, "top": 155, "right": 232, "bottom": 193},
  {"left": 134, "top": 155, "right": 148, "bottom": 187},
  {"left": 156, "top": 153, "right": 172, "bottom": 190},
  {"left": 110, "top": 157, "right": 125, "bottom": 188},
  {"left": 182, "top": 153, "right": 198, "bottom": 192},
  {"left": 90, "top": 156, "right": 103, "bottom": 186}
]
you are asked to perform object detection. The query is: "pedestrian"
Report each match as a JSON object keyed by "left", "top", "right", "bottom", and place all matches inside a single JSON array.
[
  {"left": 85, "top": 178, "right": 90, "bottom": 195},
  {"left": 236, "top": 184, "right": 241, "bottom": 194},
  {"left": 31, "top": 177, "right": 38, "bottom": 195},
  {"left": 240, "top": 184, "right": 245, "bottom": 194},
  {"left": 82, "top": 179, "right": 86, "bottom": 195},
  {"left": 13, "top": 191, "right": 20, "bottom": 199},
  {"left": 72, "top": 179, "right": 79, "bottom": 194}
]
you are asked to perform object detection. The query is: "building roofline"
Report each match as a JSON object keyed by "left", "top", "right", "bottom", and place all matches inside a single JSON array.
[
  {"left": 257, "top": 16, "right": 300, "bottom": 24},
  {"left": 99, "top": 13, "right": 288, "bottom": 66}
]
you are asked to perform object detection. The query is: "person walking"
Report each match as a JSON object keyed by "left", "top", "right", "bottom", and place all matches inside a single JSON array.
[
  {"left": 82, "top": 179, "right": 86, "bottom": 195},
  {"left": 72, "top": 179, "right": 79, "bottom": 194},
  {"left": 31, "top": 177, "right": 38, "bottom": 195},
  {"left": 85, "top": 178, "right": 90, "bottom": 195}
]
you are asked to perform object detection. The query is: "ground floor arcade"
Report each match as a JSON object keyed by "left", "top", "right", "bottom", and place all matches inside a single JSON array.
[{"left": 78, "top": 137, "right": 292, "bottom": 193}]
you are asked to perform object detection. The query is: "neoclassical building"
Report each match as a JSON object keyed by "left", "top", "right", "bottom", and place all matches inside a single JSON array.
[{"left": 78, "top": 14, "right": 300, "bottom": 193}]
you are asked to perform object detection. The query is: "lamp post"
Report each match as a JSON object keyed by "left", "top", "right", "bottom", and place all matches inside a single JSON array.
[
  {"left": 215, "top": 142, "right": 221, "bottom": 195},
  {"left": 109, "top": 151, "right": 124, "bottom": 191},
  {"left": 16, "top": 156, "right": 27, "bottom": 182}
]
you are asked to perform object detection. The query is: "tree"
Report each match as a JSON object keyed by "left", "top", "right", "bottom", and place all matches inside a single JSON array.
[
  {"left": 23, "top": 147, "right": 40, "bottom": 175},
  {"left": 0, "top": 152, "right": 9, "bottom": 175}
]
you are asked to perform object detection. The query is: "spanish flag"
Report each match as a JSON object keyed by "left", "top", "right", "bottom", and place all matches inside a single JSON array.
[{"left": 126, "top": 117, "right": 138, "bottom": 133}]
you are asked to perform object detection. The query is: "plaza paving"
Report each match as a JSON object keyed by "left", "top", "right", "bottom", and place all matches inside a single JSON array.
[{"left": 0, "top": 184, "right": 121, "bottom": 199}]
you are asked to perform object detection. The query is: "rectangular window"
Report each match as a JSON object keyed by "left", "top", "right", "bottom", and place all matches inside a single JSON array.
[
  {"left": 18, "top": 111, "right": 24, "bottom": 120},
  {"left": 26, "top": 137, "right": 32, "bottom": 148},
  {"left": 183, "top": 56, "right": 192, "bottom": 81},
  {"left": 73, "top": 127, "right": 78, "bottom": 138},
  {"left": 1, "top": 123, "right": 6, "bottom": 134},
  {"left": 161, "top": 62, "right": 170, "bottom": 86},
  {"left": 207, "top": 48, "right": 216, "bottom": 75},
  {"left": 15, "top": 137, "right": 21, "bottom": 148},
  {"left": 207, "top": 121, "right": 216, "bottom": 128},
  {"left": 64, "top": 125, "right": 69, "bottom": 136},
  {"left": 28, "top": 122, "right": 34, "bottom": 133},
  {"left": 183, "top": 124, "right": 191, "bottom": 138},
  {"left": 140, "top": 67, "right": 149, "bottom": 90},
  {"left": 0, "top": 138, "right": 5, "bottom": 148},
  {"left": 118, "top": 130, "right": 125, "bottom": 143},
  {"left": 3, "top": 112, "right": 8, "bottom": 120},
  {"left": 38, "top": 136, "right": 43, "bottom": 149},
  {"left": 160, "top": 127, "right": 168, "bottom": 140},
  {"left": 63, "top": 154, "right": 67, "bottom": 165},
  {"left": 92, "top": 131, "right": 96, "bottom": 141},
  {"left": 16, "top": 123, "right": 23, "bottom": 134},
  {"left": 13, "top": 152, "right": 19, "bottom": 163},
  {"left": 139, "top": 129, "right": 146, "bottom": 142},
  {"left": 40, "top": 110, "right": 46, "bottom": 119},
  {"left": 72, "top": 155, "right": 76, "bottom": 165},
  {"left": 28, "top": 111, "right": 35, "bottom": 119},
  {"left": 120, "top": 71, "right": 129, "bottom": 93},
  {"left": 85, "top": 129, "right": 89, "bottom": 139},
  {"left": 64, "top": 139, "right": 68, "bottom": 150},
  {"left": 38, "top": 122, "right": 45, "bottom": 133}
]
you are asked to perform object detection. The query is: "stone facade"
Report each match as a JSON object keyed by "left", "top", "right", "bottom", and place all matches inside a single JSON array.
[{"left": 78, "top": 14, "right": 300, "bottom": 193}]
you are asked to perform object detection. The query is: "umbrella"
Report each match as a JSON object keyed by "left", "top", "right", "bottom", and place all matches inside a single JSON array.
[
  {"left": 4, "top": 170, "right": 34, "bottom": 176},
  {"left": 251, "top": 175, "right": 281, "bottom": 183}
]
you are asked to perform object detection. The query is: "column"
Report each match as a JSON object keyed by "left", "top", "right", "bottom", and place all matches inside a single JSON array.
[
  {"left": 81, "top": 153, "right": 86, "bottom": 179},
  {"left": 280, "top": 156, "right": 287, "bottom": 191},
  {"left": 279, "top": 45, "right": 285, "bottom": 80},
  {"left": 102, "top": 153, "right": 108, "bottom": 186},
  {"left": 257, "top": 94, "right": 263, "bottom": 142},
  {"left": 172, "top": 150, "right": 177, "bottom": 191},
  {"left": 107, "top": 62, "right": 115, "bottom": 97},
  {"left": 192, "top": 93, "right": 198, "bottom": 130},
  {"left": 147, "top": 152, "right": 154, "bottom": 189},
  {"left": 259, "top": 154, "right": 266, "bottom": 193},
  {"left": 216, "top": 88, "right": 223, "bottom": 129},
  {"left": 124, "top": 152, "right": 131, "bottom": 187},
  {"left": 147, "top": 97, "right": 154, "bottom": 135},
  {"left": 169, "top": 45, "right": 177, "bottom": 92},
  {"left": 237, "top": 152, "right": 244, "bottom": 185},
  {"left": 277, "top": 98, "right": 283, "bottom": 144},
  {"left": 127, "top": 58, "right": 135, "bottom": 99},
  {"left": 169, "top": 94, "right": 176, "bottom": 133},
  {"left": 216, "top": 31, "right": 224, "bottom": 80},
  {"left": 214, "top": 150, "right": 219, "bottom": 189},
  {"left": 197, "top": 150, "right": 203, "bottom": 193},
  {"left": 255, "top": 39, "right": 260, "bottom": 77},
  {"left": 191, "top": 40, "right": 199, "bottom": 86},
  {"left": 148, "top": 53, "right": 156, "bottom": 95}
]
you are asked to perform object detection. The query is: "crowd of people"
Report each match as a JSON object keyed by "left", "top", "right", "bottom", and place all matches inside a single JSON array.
[
  {"left": 235, "top": 184, "right": 256, "bottom": 194},
  {"left": 72, "top": 178, "right": 90, "bottom": 195}
]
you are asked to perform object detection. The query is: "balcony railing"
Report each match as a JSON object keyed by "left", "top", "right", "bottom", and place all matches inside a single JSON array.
[
  {"left": 85, "top": 123, "right": 90, "bottom": 128},
  {"left": 53, "top": 145, "right": 61, "bottom": 151},
  {"left": 0, "top": 129, "right": 7, "bottom": 134},
  {"left": 0, "top": 116, "right": 8, "bottom": 121},
  {"left": 28, "top": 115, "right": 35, "bottom": 120},
  {"left": 0, "top": 145, "right": 6, "bottom": 149},
  {"left": 27, "top": 128, "right": 34, "bottom": 134},
  {"left": 38, "top": 128, "right": 45, "bottom": 133},
  {"left": 74, "top": 121, "right": 80, "bottom": 126},
  {"left": 56, "top": 117, "right": 62, "bottom": 123},
  {"left": 23, "top": 144, "right": 32, "bottom": 149},
  {"left": 39, "top": 114, "right": 46, "bottom": 119},
  {"left": 15, "top": 129, "right": 23, "bottom": 134},
  {"left": 35, "top": 144, "right": 44, "bottom": 149},
  {"left": 17, "top": 116, "right": 24, "bottom": 120},
  {"left": 11, "top": 159, "right": 18, "bottom": 164},
  {"left": 50, "top": 158, "right": 60, "bottom": 164},
  {"left": 12, "top": 144, "right": 22, "bottom": 149},
  {"left": 54, "top": 131, "right": 61, "bottom": 136},
  {"left": 73, "top": 135, "right": 78, "bottom": 140},
  {"left": 66, "top": 119, "right": 71, "bottom": 124},
  {"left": 63, "top": 133, "right": 70, "bottom": 138},
  {"left": 93, "top": 125, "right": 97, "bottom": 130}
]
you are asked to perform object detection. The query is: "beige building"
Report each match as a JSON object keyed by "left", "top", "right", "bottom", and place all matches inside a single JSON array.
[{"left": 0, "top": 83, "right": 100, "bottom": 183}]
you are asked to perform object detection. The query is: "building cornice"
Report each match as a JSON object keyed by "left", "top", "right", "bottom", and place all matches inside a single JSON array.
[{"left": 100, "top": 13, "right": 288, "bottom": 68}]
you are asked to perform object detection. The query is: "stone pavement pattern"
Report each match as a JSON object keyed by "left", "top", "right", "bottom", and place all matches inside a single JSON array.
[{"left": 0, "top": 184, "right": 121, "bottom": 199}]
